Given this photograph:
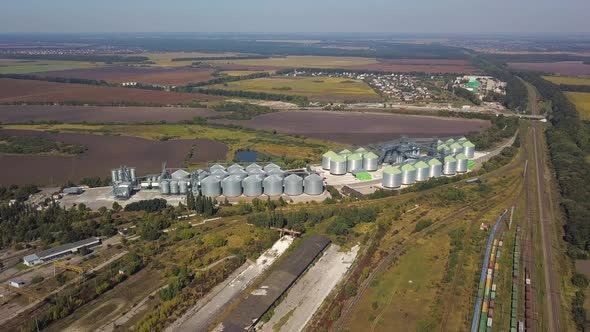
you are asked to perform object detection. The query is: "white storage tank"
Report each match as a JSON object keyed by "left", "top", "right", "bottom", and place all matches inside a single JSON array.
[
  {"left": 267, "top": 168, "right": 284, "bottom": 179},
  {"left": 362, "top": 151, "right": 379, "bottom": 172},
  {"left": 445, "top": 138, "right": 455, "bottom": 146},
  {"left": 209, "top": 163, "right": 226, "bottom": 172},
  {"left": 304, "top": 174, "right": 324, "bottom": 195},
  {"left": 111, "top": 169, "right": 119, "bottom": 183},
  {"left": 198, "top": 170, "right": 210, "bottom": 182},
  {"left": 322, "top": 151, "right": 338, "bottom": 170},
  {"left": 179, "top": 180, "right": 189, "bottom": 194},
  {"left": 428, "top": 158, "right": 443, "bottom": 178},
  {"left": 201, "top": 176, "right": 221, "bottom": 197},
  {"left": 227, "top": 163, "right": 244, "bottom": 173},
  {"left": 450, "top": 142, "right": 464, "bottom": 155},
  {"left": 382, "top": 166, "right": 402, "bottom": 188},
  {"left": 160, "top": 180, "right": 170, "bottom": 195},
  {"left": 171, "top": 169, "right": 190, "bottom": 180},
  {"left": 463, "top": 141, "right": 475, "bottom": 159},
  {"left": 346, "top": 153, "right": 363, "bottom": 173},
  {"left": 443, "top": 155, "right": 457, "bottom": 175},
  {"left": 263, "top": 175, "right": 283, "bottom": 196},
  {"left": 263, "top": 163, "right": 281, "bottom": 172},
  {"left": 283, "top": 174, "right": 303, "bottom": 196},
  {"left": 242, "top": 175, "right": 263, "bottom": 197},
  {"left": 339, "top": 149, "right": 352, "bottom": 158},
  {"left": 170, "top": 181, "right": 179, "bottom": 195},
  {"left": 229, "top": 168, "right": 248, "bottom": 180},
  {"left": 414, "top": 161, "right": 430, "bottom": 182},
  {"left": 437, "top": 144, "right": 451, "bottom": 154},
  {"left": 401, "top": 164, "right": 416, "bottom": 185},
  {"left": 354, "top": 147, "right": 367, "bottom": 157},
  {"left": 456, "top": 153, "right": 468, "bottom": 173},
  {"left": 245, "top": 163, "right": 262, "bottom": 173},
  {"left": 248, "top": 168, "right": 267, "bottom": 178},
  {"left": 211, "top": 169, "right": 229, "bottom": 180},
  {"left": 222, "top": 175, "right": 242, "bottom": 197},
  {"left": 329, "top": 155, "right": 347, "bottom": 175}
]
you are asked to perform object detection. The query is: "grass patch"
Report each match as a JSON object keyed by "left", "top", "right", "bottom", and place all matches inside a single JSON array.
[{"left": 565, "top": 92, "right": 590, "bottom": 120}]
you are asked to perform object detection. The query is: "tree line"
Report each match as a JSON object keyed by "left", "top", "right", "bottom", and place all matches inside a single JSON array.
[
  {"left": 178, "top": 71, "right": 270, "bottom": 88},
  {"left": 186, "top": 192, "right": 216, "bottom": 216},
  {"left": 0, "top": 73, "right": 109, "bottom": 86},
  {"left": 0, "top": 134, "right": 86, "bottom": 155},
  {"left": 212, "top": 102, "right": 277, "bottom": 120},
  {"left": 171, "top": 55, "right": 271, "bottom": 61}
]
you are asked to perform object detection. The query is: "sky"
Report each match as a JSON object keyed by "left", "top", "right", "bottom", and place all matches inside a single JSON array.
[{"left": 1, "top": 0, "right": 589, "bottom": 34}]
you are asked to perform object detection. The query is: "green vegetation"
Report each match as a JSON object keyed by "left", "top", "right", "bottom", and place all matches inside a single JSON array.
[
  {"left": 565, "top": 92, "right": 590, "bottom": 120},
  {"left": 466, "top": 115, "right": 519, "bottom": 150},
  {"left": 180, "top": 71, "right": 270, "bottom": 88},
  {"left": 78, "top": 176, "right": 112, "bottom": 188},
  {"left": 0, "top": 73, "right": 109, "bottom": 86},
  {"left": 453, "top": 87, "right": 481, "bottom": 105},
  {"left": 213, "top": 102, "right": 277, "bottom": 120},
  {"left": 0, "top": 134, "right": 86, "bottom": 155},
  {"left": 124, "top": 198, "right": 168, "bottom": 213},
  {"left": 1, "top": 54, "right": 149, "bottom": 63},
  {"left": 192, "top": 87, "right": 310, "bottom": 106},
  {"left": 543, "top": 76, "right": 590, "bottom": 86},
  {"left": 571, "top": 273, "right": 588, "bottom": 330},
  {"left": 186, "top": 192, "right": 216, "bottom": 216},
  {"left": 0, "top": 59, "right": 97, "bottom": 74},
  {"left": 413, "top": 219, "right": 434, "bottom": 233}
]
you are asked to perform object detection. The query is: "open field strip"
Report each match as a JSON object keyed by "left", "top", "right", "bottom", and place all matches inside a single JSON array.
[
  {"left": 542, "top": 76, "right": 590, "bottom": 85},
  {"left": 143, "top": 52, "right": 244, "bottom": 66},
  {"left": 565, "top": 92, "right": 590, "bottom": 120},
  {"left": 207, "top": 55, "right": 378, "bottom": 68},
  {"left": 0, "top": 59, "right": 100, "bottom": 74}
]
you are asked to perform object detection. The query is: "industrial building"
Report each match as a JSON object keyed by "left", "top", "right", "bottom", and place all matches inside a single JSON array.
[{"left": 23, "top": 237, "right": 101, "bottom": 266}]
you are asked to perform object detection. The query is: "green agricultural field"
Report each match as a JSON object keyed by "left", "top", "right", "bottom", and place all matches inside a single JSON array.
[
  {"left": 220, "top": 70, "right": 274, "bottom": 76},
  {"left": 0, "top": 59, "right": 99, "bottom": 74},
  {"left": 208, "top": 76, "right": 381, "bottom": 102},
  {"left": 208, "top": 55, "right": 378, "bottom": 68},
  {"left": 143, "top": 52, "right": 243, "bottom": 66},
  {"left": 565, "top": 92, "right": 590, "bottom": 120},
  {"left": 543, "top": 76, "right": 590, "bottom": 85}
]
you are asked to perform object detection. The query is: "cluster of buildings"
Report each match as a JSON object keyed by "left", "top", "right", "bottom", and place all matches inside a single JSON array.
[{"left": 454, "top": 76, "right": 507, "bottom": 98}]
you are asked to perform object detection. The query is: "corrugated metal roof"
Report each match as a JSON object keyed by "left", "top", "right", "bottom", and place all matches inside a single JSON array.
[
  {"left": 401, "top": 164, "right": 415, "bottom": 171},
  {"left": 36, "top": 237, "right": 101, "bottom": 260}
]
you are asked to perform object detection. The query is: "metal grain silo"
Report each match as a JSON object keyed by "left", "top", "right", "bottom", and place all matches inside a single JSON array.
[
  {"left": 267, "top": 168, "right": 284, "bottom": 179},
  {"left": 463, "top": 141, "right": 475, "bottom": 159},
  {"left": 179, "top": 180, "right": 188, "bottom": 194},
  {"left": 170, "top": 181, "right": 179, "bottom": 195},
  {"left": 245, "top": 163, "right": 262, "bottom": 173},
  {"left": 283, "top": 174, "right": 303, "bottom": 196},
  {"left": 354, "top": 147, "right": 367, "bottom": 157},
  {"left": 201, "top": 176, "right": 221, "bottom": 197},
  {"left": 339, "top": 149, "right": 352, "bottom": 157},
  {"left": 445, "top": 138, "right": 455, "bottom": 146},
  {"left": 198, "top": 170, "right": 210, "bottom": 181},
  {"left": 130, "top": 168, "right": 136, "bottom": 181},
  {"left": 222, "top": 175, "right": 242, "bottom": 197},
  {"left": 458, "top": 137, "right": 467, "bottom": 143},
  {"left": 160, "top": 180, "right": 170, "bottom": 195},
  {"left": 248, "top": 168, "right": 267, "bottom": 178},
  {"left": 171, "top": 169, "right": 190, "bottom": 180},
  {"left": 450, "top": 142, "right": 464, "bottom": 155},
  {"left": 456, "top": 153, "right": 468, "bottom": 173},
  {"left": 347, "top": 153, "right": 363, "bottom": 173},
  {"left": 362, "top": 152, "right": 379, "bottom": 172},
  {"left": 437, "top": 144, "right": 450, "bottom": 154},
  {"left": 443, "top": 155, "right": 457, "bottom": 175},
  {"left": 304, "top": 174, "right": 324, "bottom": 195},
  {"left": 263, "top": 163, "right": 281, "bottom": 172},
  {"left": 329, "top": 155, "right": 347, "bottom": 175},
  {"left": 401, "top": 164, "right": 416, "bottom": 185},
  {"left": 322, "top": 151, "right": 338, "bottom": 170},
  {"left": 242, "top": 175, "right": 263, "bottom": 197},
  {"left": 382, "top": 166, "right": 402, "bottom": 188},
  {"left": 428, "top": 158, "right": 443, "bottom": 178},
  {"left": 117, "top": 169, "right": 124, "bottom": 182},
  {"left": 229, "top": 168, "right": 248, "bottom": 180},
  {"left": 211, "top": 169, "right": 229, "bottom": 180},
  {"left": 227, "top": 163, "right": 244, "bottom": 173},
  {"left": 414, "top": 161, "right": 430, "bottom": 182},
  {"left": 111, "top": 169, "right": 119, "bottom": 183},
  {"left": 263, "top": 175, "right": 283, "bottom": 196},
  {"left": 209, "top": 163, "right": 225, "bottom": 172}
]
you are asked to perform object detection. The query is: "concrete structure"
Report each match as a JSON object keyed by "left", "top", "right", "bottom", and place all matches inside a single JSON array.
[
  {"left": 382, "top": 166, "right": 402, "bottom": 188},
  {"left": 23, "top": 237, "right": 101, "bottom": 266},
  {"left": 304, "top": 174, "right": 324, "bottom": 195}
]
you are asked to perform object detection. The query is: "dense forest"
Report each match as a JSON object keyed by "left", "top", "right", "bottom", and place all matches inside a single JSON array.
[
  {"left": 519, "top": 72, "right": 590, "bottom": 254},
  {"left": 213, "top": 102, "right": 276, "bottom": 120},
  {"left": 453, "top": 87, "right": 482, "bottom": 105}
]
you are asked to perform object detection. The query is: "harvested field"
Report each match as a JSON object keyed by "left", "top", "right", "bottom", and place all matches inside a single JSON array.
[
  {"left": 507, "top": 61, "right": 590, "bottom": 76},
  {"left": 345, "top": 59, "right": 478, "bottom": 74},
  {"left": 213, "top": 110, "right": 490, "bottom": 144},
  {"left": 566, "top": 92, "right": 590, "bottom": 120},
  {"left": 0, "top": 78, "right": 222, "bottom": 104},
  {"left": 0, "top": 105, "right": 217, "bottom": 124},
  {"left": 0, "top": 129, "right": 228, "bottom": 186},
  {"left": 40, "top": 66, "right": 215, "bottom": 85}
]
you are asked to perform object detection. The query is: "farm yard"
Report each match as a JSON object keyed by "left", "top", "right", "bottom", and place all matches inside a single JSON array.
[
  {"left": 0, "top": 105, "right": 218, "bottom": 124},
  {"left": 565, "top": 92, "right": 590, "bottom": 120},
  {"left": 40, "top": 66, "right": 216, "bottom": 85},
  {"left": 0, "top": 58, "right": 100, "bottom": 74},
  {"left": 507, "top": 61, "right": 590, "bottom": 76},
  {"left": 213, "top": 110, "right": 490, "bottom": 144},
  {"left": 207, "top": 76, "right": 381, "bottom": 102},
  {"left": 0, "top": 78, "right": 222, "bottom": 105}
]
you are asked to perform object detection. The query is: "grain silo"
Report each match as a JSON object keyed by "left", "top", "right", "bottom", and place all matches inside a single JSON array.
[
  {"left": 382, "top": 166, "right": 402, "bottom": 188},
  {"left": 330, "top": 155, "right": 347, "bottom": 175},
  {"left": 458, "top": 136, "right": 467, "bottom": 143},
  {"left": 456, "top": 153, "right": 468, "bottom": 173},
  {"left": 209, "top": 163, "right": 226, "bottom": 172},
  {"left": 160, "top": 180, "right": 170, "bottom": 195},
  {"left": 463, "top": 141, "right": 475, "bottom": 159},
  {"left": 111, "top": 169, "right": 119, "bottom": 183},
  {"left": 171, "top": 169, "right": 190, "bottom": 180},
  {"left": 428, "top": 158, "right": 443, "bottom": 178},
  {"left": 437, "top": 144, "right": 450, "bottom": 154},
  {"left": 445, "top": 138, "right": 455, "bottom": 145},
  {"left": 354, "top": 147, "right": 367, "bottom": 156},
  {"left": 362, "top": 151, "right": 379, "bottom": 171},
  {"left": 222, "top": 175, "right": 242, "bottom": 197},
  {"left": 304, "top": 174, "right": 324, "bottom": 195},
  {"left": 267, "top": 168, "right": 285, "bottom": 179},
  {"left": 443, "top": 155, "right": 457, "bottom": 175},
  {"left": 283, "top": 174, "right": 303, "bottom": 196},
  {"left": 170, "top": 181, "right": 179, "bottom": 195},
  {"left": 414, "top": 161, "right": 430, "bottom": 182},
  {"left": 130, "top": 168, "right": 136, "bottom": 182},
  {"left": 179, "top": 180, "right": 189, "bottom": 194},
  {"left": 201, "top": 176, "right": 221, "bottom": 197},
  {"left": 242, "top": 175, "right": 263, "bottom": 197},
  {"left": 248, "top": 168, "right": 267, "bottom": 178},
  {"left": 198, "top": 170, "right": 210, "bottom": 182},
  {"left": 339, "top": 149, "right": 352, "bottom": 157},
  {"left": 211, "top": 169, "right": 229, "bottom": 180},
  {"left": 450, "top": 142, "right": 464, "bottom": 155},
  {"left": 229, "top": 168, "right": 248, "bottom": 180},
  {"left": 227, "top": 163, "right": 244, "bottom": 173},
  {"left": 245, "top": 163, "right": 262, "bottom": 173},
  {"left": 263, "top": 163, "right": 281, "bottom": 172},
  {"left": 322, "top": 151, "right": 338, "bottom": 170},
  {"left": 263, "top": 175, "right": 283, "bottom": 196},
  {"left": 347, "top": 153, "right": 363, "bottom": 173},
  {"left": 401, "top": 164, "right": 416, "bottom": 185}
]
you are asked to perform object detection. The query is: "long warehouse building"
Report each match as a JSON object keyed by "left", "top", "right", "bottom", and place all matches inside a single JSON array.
[
  {"left": 219, "top": 234, "right": 331, "bottom": 331},
  {"left": 23, "top": 237, "right": 101, "bottom": 266}
]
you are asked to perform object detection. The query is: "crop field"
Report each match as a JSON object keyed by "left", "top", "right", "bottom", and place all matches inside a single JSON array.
[
  {"left": 0, "top": 58, "right": 99, "bottom": 74},
  {"left": 208, "top": 76, "right": 381, "bottom": 102},
  {"left": 507, "top": 61, "right": 590, "bottom": 76},
  {"left": 40, "top": 66, "right": 216, "bottom": 85},
  {"left": 0, "top": 105, "right": 217, "bottom": 124},
  {"left": 542, "top": 75, "right": 590, "bottom": 85},
  {"left": 208, "top": 55, "right": 378, "bottom": 68},
  {"left": 220, "top": 70, "right": 274, "bottom": 76},
  {"left": 213, "top": 110, "right": 490, "bottom": 144},
  {"left": 565, "top": 92, "right": 590, "bottom": 120},
  {"left": 0, "top": 128, "right": 228, "bottom": 185},
  {"left": 0, "top": 78, "right": 222, "bottom": 104},
  {"left": 143, "top": 52, "right": 244, "bottom": 66},
  {"left": 345, "top": 59, "right": 478, "bottom": 74}
]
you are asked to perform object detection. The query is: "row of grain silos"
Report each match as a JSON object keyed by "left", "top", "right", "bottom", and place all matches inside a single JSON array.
[
  {"left": 382, "top": 154, "right": 467, "bottom": 188},
  {"left": 159, "top": 162, "right": 324, "bottom": 198},
  {"left": 437, "top": 137, "right": 475, "bottom": 159},
  {"left": 322, "top": 148, "right": 379, "bottom": 175}
]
